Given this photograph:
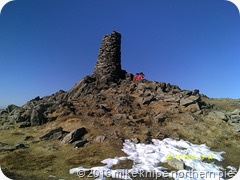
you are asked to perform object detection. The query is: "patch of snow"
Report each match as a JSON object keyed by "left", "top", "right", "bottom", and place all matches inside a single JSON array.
[{"left": 70, "top": 138, "right": 235, "bottom": 180}]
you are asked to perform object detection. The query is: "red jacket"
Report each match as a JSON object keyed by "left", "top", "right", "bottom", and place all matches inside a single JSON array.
[
  {"left": 133, "top": 75, "right": 138, "bottom": 81},
  {"left": 137, "top": 74, "right": 144, "bottom": 80}
]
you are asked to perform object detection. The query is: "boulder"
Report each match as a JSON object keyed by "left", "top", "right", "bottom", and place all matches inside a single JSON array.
[
  {"left": 163, "top": 95, "right": 181, "bottom": 103},
  {"left": 208, "top": 111, "right": 228, "bottom": 122},
  {"left": 167, "top": 158, "right": 185, "bottom": 170},
  {"left": 72, "top": 139, "right": 88, "bottom": 148},
  {"left": 185, "top": 103, "right": 201, "bottom": 113},
  {"left": 61, "top": 127, "right": 87, "bottom": 144},
  {"left": 142, "top": 95, "right": 155, "bottom": 105},
  {"left": 180, "top": 95, "right": 200, "bottom": 106},
  {"left": 40, "top": 127, "right": 65, "bottom": 140},
  {"left": 6, "top": 104, "right": 19, "bottom": 113},
  {"left": 18, "top": 122, "right": 31, "bottom": 128},
  {"left": 95, "top": 135, "right": 106, "bottom": 143},
  {"left": 229, "top": 115, "right": 240, "bottom": 123},
  {"left": 156, "top": 86, "right": 164, "bottom": 94},
  {"left": 0, "top": 143, "right": 28, "bottom": 152},
  {"left": 154, "top": 113, "right": 167, "bottom": 123},
  {"left": 229, "top": 109, "right": 240, "bottom": 115}
]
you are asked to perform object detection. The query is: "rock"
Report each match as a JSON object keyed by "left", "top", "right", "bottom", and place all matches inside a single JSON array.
[
  {"left": 167, "top": 158, "right": 185, "bottom": 170},
  {"left": 132, "top": 118, "right": 145, "bottom": 123},
  {"left": 112, "top": 114, "right": 127, "bottom": 120},
  {"left": 180, "top": 95, "right": 200, "bottom": 106},
  {"left": 233, "top": 124, "right": 240, "bottom": 132},
  {"left": 130, "top": 138, "right": 140, "bottom": 144},
  {"left": 65, "top": 75, "right": 96, "bottom": 100},
  {"left": 117, "top": 94, "right": 134, "bottom": 106},
  {"left": 156, "top": 86, "right": 164, "bottom": 94},
  {"left": 95, "top": 135, "right": 106, "bottom": 143},
  {"left": 40, "top": 127, "right": 64, "bottom": 140},
  {"left": 156, "top": 132, "right": 168, "bottom": 139},
  {"left": 61, "top": 127, "right": 87, "bottom": 144},
  {"left": 185, "top": 103, "right": 200, "bottom": 113},
  {"left": 0, "top": 123, "right": 15, "bottom": 130},
  {"left": 230, "top": 109, "right": 240, "bottom": 115},
  {"left": 48, "top": 175, "right": 56, "bottom": 178},
  {"left": 129, "top": 83, "right": 137, "bottom": 92},
  {"left": 22, "top": 136, "right": 34, "bottom": 142},
  {"left": 72, "top": 139, "right": 88, "bottom": 148},
  {"left": 0, "top": 111, "right": 7, "bottom": 116},
  {"left": 0, "top": 142, "right": 8, "bottom": 147},
  {"left": 182, "top": 113, "right": 196, "bottom": 121},
  {"left": 137, "top": 83, "right": 149, "bottom": 91},
  {"left": 43, "top": 145, "right": 58, "bottom": 151},
  {"left": 18, "top": 122, "right": 31, "bottom": 128},
  {"left": 157, "top": 82, "right": 167, "bottom": 92},
  {"left": 98, "top": 104, "right": 110, "bottom": 111},
  {"left": 6, "top": 104, "right": 19, "bottom": 113},
  {"left": 30, "top": 106, "right": 45, "bottom": 126},
  {"left": 154, "top": 113, "right": 167, "bottom": 123},
  {"left": 15, "top": 143, "right": 27, "bottom": 149},
  {"left": 143, "top": 89, "right": 155, "bottom": 97},
  {"left": 183, "top": 90, "right": 192, "bottom": 96},
  {"left": 170, "top": 132, "right": 180, "bottom": 140},
  {"left": 142, "top": 95, "right": 155, "bottom": 105},
  {"left": 192, "top": 89, "right": 199, "bottom": 95},
  {"left": 208, "top": 111, "right": 228, "bottom": 122},
  {"left": 215, "top": 111, "right": 228, "bottom": 121},
  {"left": 87, "top": 111, "right": 94, "bottom": 116},
  {"left": 0, "top": 143, "right": 27, "bottom": 152},
  {"left": 163, "top": 95, "right": 181, "bottom": 103},
  {"left": 194, "top": 110, "right": 203, "bottom": 115},
  {"left": 95, "top": 108, "right": 107, "bottom": 116},
  {"left": 4, "top": 107, "right": 25, "bottom": 124},
  {"left": 0, "top": 145, "right": 17, "bottom": 152},
  {"left": 229, "top": 115, "right": 240, "bottom": 123}
]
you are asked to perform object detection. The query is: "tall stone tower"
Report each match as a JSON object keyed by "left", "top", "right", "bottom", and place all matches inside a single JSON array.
[
  {"left": 92, "top": 31, "right": 125, "bottom": 82},
  {"left": 64, "top": 31, "right": 130, "bottom": 100}
]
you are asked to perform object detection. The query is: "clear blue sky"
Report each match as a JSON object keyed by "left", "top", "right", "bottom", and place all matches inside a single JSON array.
[{"left": 0, "top": 0, "right": 240, "bottom": 108}]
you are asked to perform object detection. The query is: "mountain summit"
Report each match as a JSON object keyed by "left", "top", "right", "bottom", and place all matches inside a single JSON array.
[{"left": 0, "top": 31, "right": 239, "bottom": 180}]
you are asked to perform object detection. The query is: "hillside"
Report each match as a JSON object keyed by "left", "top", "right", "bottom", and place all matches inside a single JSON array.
[{"left": 0, "top": 31, "right": 239, "bottom": 180}]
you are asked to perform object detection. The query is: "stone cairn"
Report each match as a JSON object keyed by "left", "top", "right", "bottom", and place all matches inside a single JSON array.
[{"left": 92, "top": 31, "right": 126, "bottom": 83}]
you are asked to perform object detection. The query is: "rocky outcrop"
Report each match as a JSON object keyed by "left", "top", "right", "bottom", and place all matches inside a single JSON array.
[{"left": 206, "top": 109, "right": 240, "bottom": 132}]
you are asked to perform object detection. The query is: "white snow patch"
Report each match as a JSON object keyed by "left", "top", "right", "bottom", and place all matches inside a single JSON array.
[{"left": 70, "top": 138, "right": 233, "bottom": 180}]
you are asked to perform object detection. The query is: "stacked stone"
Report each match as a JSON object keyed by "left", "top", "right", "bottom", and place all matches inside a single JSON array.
[{"left": 92, "top": 31, "right": 124, "bottom": 82}]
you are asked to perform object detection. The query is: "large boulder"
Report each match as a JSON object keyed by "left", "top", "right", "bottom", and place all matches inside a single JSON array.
[
  {"left": 40, "top": 127, "right": 65, "bottom": 140},
  {"left": 180, "top": 95, "right": 200, "bottom": 106},
  {"left": 6, "top": 104, "right": 19, "bottom": 113},
  {"left": 61, "top": 127, "right": 88, "bottom": 144}
]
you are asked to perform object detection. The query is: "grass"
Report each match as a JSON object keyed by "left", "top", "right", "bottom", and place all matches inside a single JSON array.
[
  {"left": 0, "top": 127, "right": 128, "bottom": 180},
  {"left": 0, "top": 96, "right": 240, "bottom": 179}
]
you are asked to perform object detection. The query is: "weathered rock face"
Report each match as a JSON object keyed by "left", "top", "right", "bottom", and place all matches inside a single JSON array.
[{"left": 92, "top": 31, "right": 126, "bottom": 82}]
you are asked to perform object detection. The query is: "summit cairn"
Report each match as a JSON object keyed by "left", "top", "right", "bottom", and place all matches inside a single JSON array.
[
  {"left": 92, "top": 31, "right": 126, "bottom": 83},
  {"left": 65, "top": 31, "right": 128, "bottom": 99}
]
